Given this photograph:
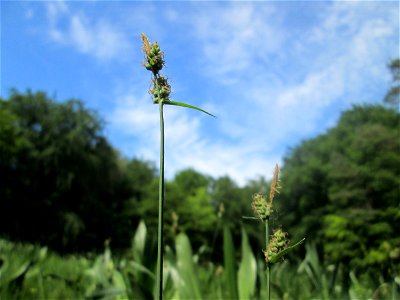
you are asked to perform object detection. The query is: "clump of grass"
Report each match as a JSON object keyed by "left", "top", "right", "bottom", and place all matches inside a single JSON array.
[
  {"left": 246, "top": 164, "right": 305, "bottom": 300},
  {"left": 140, "top": 33, "right": 214, "bottom": 300}
]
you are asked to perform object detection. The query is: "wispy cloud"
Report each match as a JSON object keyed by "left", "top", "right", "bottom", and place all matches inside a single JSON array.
[
  {"left": 45, "top": 1, "right": 131, "bottom": 62},
  {"left": 26, "top": 1, "right": 397, "bottom": 185},
  {"left": 192, "top": 2, "right": 284, "bottom": 83},
  {"left": 187, "top": 1, "right": 396, "bottom": 182},
  {"left": 109, "top": 88, "right": 279, "bottom": 185}
]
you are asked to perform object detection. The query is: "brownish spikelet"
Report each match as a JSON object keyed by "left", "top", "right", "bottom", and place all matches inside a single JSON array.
[
  {"left": 141, "top": 33, "right": 151, "bottom": 54},
  {"left": 269, "top": 164, "right": 280, "bottom": 205}
]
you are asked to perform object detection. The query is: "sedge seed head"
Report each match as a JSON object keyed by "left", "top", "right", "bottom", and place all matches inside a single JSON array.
[
  {"left": 263, "top": 228, "right": 289, "bottom": 264},
  {"left": 251, "top": 193, "right": 271, "bottom": 220},
  {"left": 150, "top": 75, "right": 171, "bottom": 103},
  {"left": 141, "top": 33, "right": 165, "bottom": 74}
]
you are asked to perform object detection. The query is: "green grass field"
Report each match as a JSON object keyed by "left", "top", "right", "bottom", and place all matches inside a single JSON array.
[{"left": 1, "top": 221, "right": 397, "bottom": 299}]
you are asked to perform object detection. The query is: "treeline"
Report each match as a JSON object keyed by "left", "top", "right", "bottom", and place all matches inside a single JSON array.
[
  {"left": 0, "top": 90, "right": 263, "bottom": 254},
  {"left": 1, "top": 60, "right": 399, "bottom": 283},
  {"left": 279, "top": 104, "right": 399, "bottom": 283}
]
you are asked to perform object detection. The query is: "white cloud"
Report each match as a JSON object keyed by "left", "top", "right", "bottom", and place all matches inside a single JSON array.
[
  {"left": 49, "top": 1, "right": 396, "bottom": 186},
  {"left": 47, "top": 1, "right": 68, "bottom": 23},
  {"left": 45, "top": 1, "right": 131, "bottom": 62},
  {"left": 109, "top": 85, "right": 281, "bottom": 186},
  {"left": 112, "top": 1, "right": 396, "bottom": 185},
  {"left": 25, "top": 9, "right": 34, "bottom": 19},
  {"left": 192, "top": 2, "right": 284, "bottom": 82},
  {"left": 177, "top": 1, "right": 397, "bottom": 183},
  {"left": 110, "top": 92, "right": 159, "bottom": 159}
]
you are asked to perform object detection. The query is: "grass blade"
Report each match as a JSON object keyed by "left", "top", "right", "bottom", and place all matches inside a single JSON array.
[
  {"left": 132, "top": 221, "right": 147, "bottom": 264},
  {"left": 129, "top": 261, "right": 156, "bottom": 280},
  {"left": 166, "top": 100, "right": 215, "bottom": 117},
  {"left": 223, "top": 225, "right": 238, "bottom": 299},
  {"left": 238, "top": 226, "right": 257, "bottom": 299},
  {"left": 269, "top": 238, "right": 306, "bottom": 264},
  {"left": 175, "top": 233, "right": 202, "bottom": 299}
]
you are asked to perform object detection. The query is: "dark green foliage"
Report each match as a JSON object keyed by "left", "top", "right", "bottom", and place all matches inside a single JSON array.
[
  {"left": 0, "top": 89, "right": 277, "bottom": 257},
  {"left": 384, "top": 58, "right": 400, "bottom": 107},
  {"left": 279, "top": 104, "right": 400, "bottom": 281},
  {"left": 137, "top": 168, "right": 217, "bottom": 249},
  {"left": 0, "top": 90, "right": 140, "bottom": 252},
  {"left": 211, "top": 176, "right": 243, "bottom": 229},
  {"left": 1, "top": 86, "right": 399, "bottom": 297},
  {"left": 2, "top": 229, "right": 397, "bottom": 300}
]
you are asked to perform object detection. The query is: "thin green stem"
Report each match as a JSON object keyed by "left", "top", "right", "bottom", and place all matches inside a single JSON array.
[
  {"left": 156, "top": 88, "right": 165, "bottom": 300},
  {"left": 266, "top": 265, "right": 270, "bottom": 300},
  {"left": 265, "top": 218, "right": 270, "bottom": 300}
]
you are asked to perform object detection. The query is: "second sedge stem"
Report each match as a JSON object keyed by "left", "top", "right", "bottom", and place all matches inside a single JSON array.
[{"left": 265, "top": 218, "right": 270, "bottom": 300}]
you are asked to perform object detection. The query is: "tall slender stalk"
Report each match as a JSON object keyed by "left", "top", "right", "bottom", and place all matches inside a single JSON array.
[
  {"left": 247, "top": 164, "right": 304, "bottom": 300},
  {"left": 156, "top": 99, "right": 165, "bottom": 300},
  {"left": 140, "top": 33, "right": 214, "bottom": 300},
  {"left": 265, "top": 219, "right": 270, "bottom": 300}
]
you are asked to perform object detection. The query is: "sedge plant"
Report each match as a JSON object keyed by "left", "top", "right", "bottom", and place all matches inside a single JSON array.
[
  {"left": 140, "top": 33, "right": 214, "bottom": 300},
  {"left": 246, "top": 164, "right": 305, "bottom": 300}
]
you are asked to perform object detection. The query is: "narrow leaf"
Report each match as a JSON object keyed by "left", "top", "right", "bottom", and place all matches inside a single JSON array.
[
  {"left": 175, "top": 233, "right": 202, "bottom": 299},
  {"left": 223, "top": 225, "right": 238, "bottom": 299},
  {"left": 238, "top": 226, "right": 257, "bottom": 299},
  {"left": 269, "top": 238, "right": 306, "bottom": 264},
  {"left": 165, "top": 100, "right": 215, "bottom": 117},
  {"left": 132, "top": 220, "right": 147, "bottom": 263},
  {"left": 129, "top": 261, "right": 156, "bottom": 280},
  {"left": 241, "top": 216, "right": 259, "bottom": 221}
]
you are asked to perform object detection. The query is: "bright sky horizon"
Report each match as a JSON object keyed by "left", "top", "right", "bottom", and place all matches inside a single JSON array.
[{"left": 2, "top": 1, "right": 399, "bottom": 186}]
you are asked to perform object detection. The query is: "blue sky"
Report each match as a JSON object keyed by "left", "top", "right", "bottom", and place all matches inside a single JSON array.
[{"left": 1, "top": 1, "right": 399, "bottom": 185}]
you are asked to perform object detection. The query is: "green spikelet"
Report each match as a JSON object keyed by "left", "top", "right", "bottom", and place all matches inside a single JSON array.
[
  {"left": 141, "top": 33, "right": 165, "bottom": 75},
  {"left": 263, "top": 229, "right": 289, "bottom": 264},
  {"left": 150, "top": 75, "right": 171, "bottom": 103},
  {"left": 251, "top": 193, "right": 271, "bottom": 221}
]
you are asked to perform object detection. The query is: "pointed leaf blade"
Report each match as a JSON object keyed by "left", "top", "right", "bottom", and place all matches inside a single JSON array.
[
  {"left": 223, "top": 225, "right": 238, "bottom": 299},
  {"left": 132, "top": 220, "right": 147, "bottom": 263},
  {"left": 238, "top": 226, "right": 257, "bottom": 299},
  {"left": 269, "top": 238, "right": 306, "bottom": 264},
  {"left": 165, "top": 100, "right": 215, "bottom": 117},
  {"left": 175, "top": 233, "right": 202, "bottom": 299}
]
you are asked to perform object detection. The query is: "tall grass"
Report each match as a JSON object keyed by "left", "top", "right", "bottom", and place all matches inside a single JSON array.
[
  {"left": 246, "top": 164, "right": 305, "bottom": 300},
  {"left": 140, "top": 33, "right": 213, "bottom": 299},
  {"left": 1, "top": 225, "right": 397, "bottom": 299},
  {"left": 1, "top": 35, "right": 397, "bottom": 300}
]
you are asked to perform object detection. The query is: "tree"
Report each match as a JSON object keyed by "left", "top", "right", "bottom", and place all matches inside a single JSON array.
[
  {"left": 384, "top": 58, "right": 400, "bottom": 108},
  {"left": 170, "top": 169, "right": 215, "bottom": 237},
  {"left": 279, "top": 104, "right": 400, "bottom": 281},
  {"left": 134, "top": 168, "right": 218, "bottom": 249},
  {"left": 165, "top": 169, "right": 216, "bottom": 248},
  {"left": 0, "top": 90, "right": 135, "bottom": 252},
  {"left": 210, "top": 176, "right": 243, "bottom": 229}
]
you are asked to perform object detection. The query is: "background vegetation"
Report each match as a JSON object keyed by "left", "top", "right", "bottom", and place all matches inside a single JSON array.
[{"left": 0, "top": 59, "right": 399, "bottom": 298}]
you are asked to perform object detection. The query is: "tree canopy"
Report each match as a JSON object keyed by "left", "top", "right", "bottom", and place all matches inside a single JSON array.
[
  {"left": 1, "top": 83, "right": 398, "bottom": 283},
  {"left": 279, "top": 104, "right": 400, "bottom": 280},
  {"left": 0, "top": 91, "right": 135, "bottom": 252},
  {"left": 384, "top": 58, "right": 400, "bottom": 108}
]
